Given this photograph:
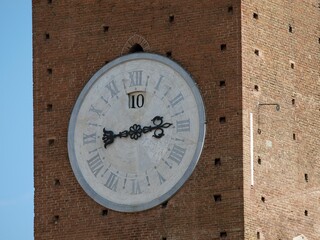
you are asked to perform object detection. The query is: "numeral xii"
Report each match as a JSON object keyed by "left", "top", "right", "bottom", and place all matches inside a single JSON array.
[{"left": 129, "top": 70, "right": 143, "bottom": 87}]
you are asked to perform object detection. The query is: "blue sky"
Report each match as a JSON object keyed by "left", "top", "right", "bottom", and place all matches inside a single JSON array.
[{"left": 0, "top": 1, "right": 33, "bottom": 239}]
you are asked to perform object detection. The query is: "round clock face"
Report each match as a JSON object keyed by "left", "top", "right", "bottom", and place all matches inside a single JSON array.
[{"left": 68, "top": 53, "right": 206, "bottom": 212}]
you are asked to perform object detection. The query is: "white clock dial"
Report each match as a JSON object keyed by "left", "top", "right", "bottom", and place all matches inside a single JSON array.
[{"left": 68, "top": 53, "right": 206, "bottom": 212}]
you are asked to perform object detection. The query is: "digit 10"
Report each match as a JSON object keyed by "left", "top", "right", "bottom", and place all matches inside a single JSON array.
[{"left": 129, "top": 93, "right": 144, "bottom": 108}]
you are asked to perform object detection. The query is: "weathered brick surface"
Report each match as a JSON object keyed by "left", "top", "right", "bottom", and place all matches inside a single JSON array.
[
  {"left": 34, "top": 0, "right": 320, "bottom": 239},
  {"left": 33, "top": 0, "right": 243, "bottom": 239},
  {"left": 242, "top": 0, "right": 320, "bottom": 239}
]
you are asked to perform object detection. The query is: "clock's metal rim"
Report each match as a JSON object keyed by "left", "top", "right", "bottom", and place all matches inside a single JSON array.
[{"left": 68, "top": 52, "right": 206, "bottom": 212}]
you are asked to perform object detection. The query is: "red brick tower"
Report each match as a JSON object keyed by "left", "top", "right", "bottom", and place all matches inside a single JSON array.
[
  {"left": 242, "top": 1, "right": 320, "bottom": 239},
  {"left": 33, "top": 1, "right": 320, "bottom": 239}
]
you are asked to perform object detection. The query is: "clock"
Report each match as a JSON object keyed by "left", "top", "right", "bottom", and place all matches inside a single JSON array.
[{"left": 68, "top": 53, "right": 206, "bottom": 212}]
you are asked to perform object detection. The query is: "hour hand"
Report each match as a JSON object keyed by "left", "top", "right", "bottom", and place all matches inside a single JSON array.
[
  {"left": 102, "top": 129, "right": 129, "bottom": 148},
  {"left": 102, "top": 116, "right": 172, "bottom": 149},
  {"left": 102, "top": 129, "right": 115, "bottom": 148}
]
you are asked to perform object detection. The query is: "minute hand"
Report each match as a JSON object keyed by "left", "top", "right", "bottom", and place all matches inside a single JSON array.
[{"left": 102, "top": 116, "right": 172, "bottom": 149}]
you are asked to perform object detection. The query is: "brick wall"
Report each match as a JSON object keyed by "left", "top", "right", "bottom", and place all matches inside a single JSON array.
[
  {"left": 242, "top": 0, "right": 320, "bottom": 239},
  {"left": 33, "top": 0, "right": 243, "bottom": 239}
]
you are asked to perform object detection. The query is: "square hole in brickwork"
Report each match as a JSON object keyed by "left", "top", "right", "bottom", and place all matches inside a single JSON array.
[
  {"left": 304, "top": 210, "right": 308, "bottom": 216},
  {"left": 293, "top": 133, "right": 296, "bottom": 140},
  {"left": 253, "top": 12, "right": 259, "bottom": 19},
  {"left": 254, "top": 85, "right": 259, "bottom": 91},
  {"left": 169, "top": 14, "right": 174, "bottom": 23},
  {"left": 257, "top": 231, "right": 260, "bottom": 239},
  {"left": 254, "top": 49, "right": 260, "bottom": 56},
  {"left": 214, "top": 194, "right": 222, "bottom": 202},
  {"left": 161, "top": 201, "right": 168, "bottom": 208},
  {"left": 166, "top": 51, "right": 172, "bottom": 58},
  {"left": 261, "top": 196, "right": 265, "bottom": 202},
  {"left": 47, "top": 104, "right": 53, "bottom": 112},
  {"left": 220, "top": 231, "right": 227, "bottom": 238},
  {"left": 47, "top": 68, "right": 52, "bottom": 75},
  {"left": 289, "top": 24, "right": 293, "bottom": 33},
  {"left": 291, "top": 62, "right": 295, "bottom": 69},
  {"left": 162, "top": 237, "right": 167, "bottom": 240},
  {"left": 48, "top": 138, "right": 55, "bottom": 146},
  {"left": 219, "top": 80, "right": 226, "bottom": 87},
  {"left": 258, "top": 156, "right": 261, "bottom": 165},
  {"left": 53, "top": 215, "right": 59, "bottom": 224},
  {"left": 305, "top": 173, "right": 308, "bottom": 182},
  {"left": 219, "top": 117, "right": 226, "bottom": 124},
  {"left": 228, "top": 6, "right": 233, "bottom": 14},
  {"left": 45, "top": 33, "right": 50, "bottom": 40},
  {"left": 214, "top": 158, "right": 221, "bottom": 166},
  {"left": 292, "top": 99, "right": 295, "bottom": 105},
  {"left": 220, "top": 44, "right": 227, "bottom": 51},
  {"left": 48, "top": 0, "right": 52, "bottom": 4},
  {"left": 54, "top": 179, "right": 60, "bottom": 186},
  {"left": 103, "top": 25, "right": 109, "bottom": 32},
  {"left": 101, "top": 209, "right": 108, "bottom": 216}
]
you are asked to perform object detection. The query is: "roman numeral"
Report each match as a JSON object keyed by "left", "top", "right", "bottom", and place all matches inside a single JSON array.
[
  {"left": 161, "top": 87, "right": 171, "bottom": 100},
  {"left": 169, "top": 92, "right": 184, "bottom": 107},
  {"left": 101, "top": 96, "right": 109, "bottom": 105},
  {"left": 157, "top": 171, "right": 166, "bottom": 185},
  {"left": 89, "top": 105, "right": 102, "bottom": 117},
  {"left": 129, "top": 70, "right": 143, "bottom": 87},
  {"left": 123, "top": 174, "right": 128, "bottom": 189},
  {"left": 87, "top": 151, "right": 103, "bottom": 177},
  {"left": 105, "top": 172, "right": 119, "bottom": 192},
  {"left": 154, "top": 75, "right": 164, "bottom": 90},
  {"left": 83, "top": 132, "right": 96, "bottom": 144},
  {"left": 105, "top": 79, "right": 120, "bottom": 98},
  {"left": 168, "top": 144, "right": 186, "bottom": 165},
  {"left": 131, "top": 179, "right": 142, "bottom": 195},
  {"left": 171, "top": 110, "right": 184, "bottom": 118},
  {"left": 162, "top": 158, "right": 172, "bottom": 169},
  {"left": 88, "top": 122, "right": 102, "bottom": 127},
  {"left": 176, "top": 119, "right": 190, "bottom": 132},
  {"left": 145, "top": 173, "right": 150, "bottom": 186}
]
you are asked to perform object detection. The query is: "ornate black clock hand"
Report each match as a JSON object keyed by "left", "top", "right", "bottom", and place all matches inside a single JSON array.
[{"left": 102, "top": 116, "right": 172, "bottom": 148}]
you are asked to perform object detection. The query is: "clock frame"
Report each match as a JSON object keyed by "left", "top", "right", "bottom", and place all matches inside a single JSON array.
[{"left": 68, "top": 53, "right": 206, "bottom": 212}]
